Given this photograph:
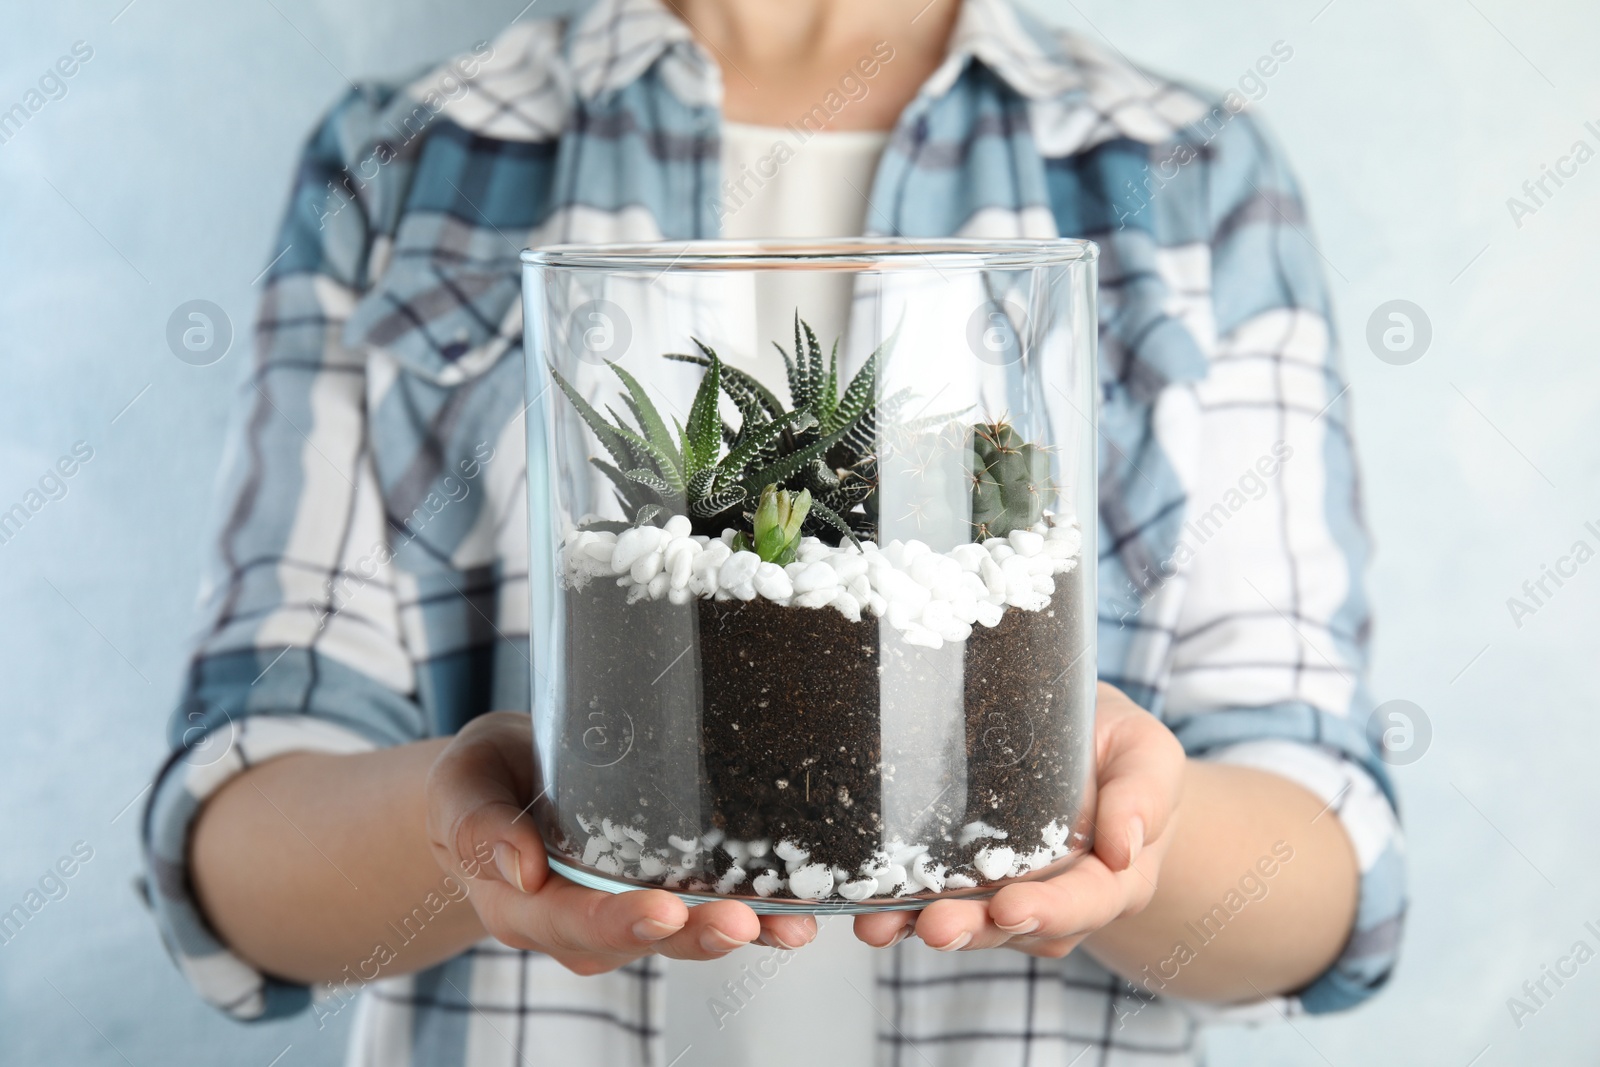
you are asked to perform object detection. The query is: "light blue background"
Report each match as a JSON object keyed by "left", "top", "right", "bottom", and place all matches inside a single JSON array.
[{"left": 2, "top": 1, "right": 1596, "bottom": 1064}]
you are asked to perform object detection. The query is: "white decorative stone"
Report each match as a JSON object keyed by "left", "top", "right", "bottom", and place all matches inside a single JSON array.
[
  {"left": 663, "top": 515, "right": 693, "bottom": 538},
  {"left": 752, "top": 870, "right": 785, "bottom": 897},
  {"left": 753, "top": 562, "right": 794, "bottom": 601},
  {"left": 718, "top": 550, "right": 760, "bottom": 592},
  {"left": 838, "top": 878, "right": 878, "bottom": 901},
  {"left": 790, "top": 561, "right": 839, "bottom": 595},
  {"left": 787, "top": 863, "right": 835, "bottom": 900},
  {"left": 1008, "top": 530, "right": 1045, "bottom": 557},
  {"left": 774, "top": 839, "right": 809, "bottom": 865},
  {"left": 611, "top": 526, "right": 658, "bottom": 573},
  {"left": 973, "top": 846, "right": 1016, "bottom": 881}
]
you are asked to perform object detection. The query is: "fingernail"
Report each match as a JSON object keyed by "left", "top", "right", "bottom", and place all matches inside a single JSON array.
[
  {"left": 493, "top": 843, "right": 524, "bottom": 892},
  {"left": 1127, "top": 816, "right": 1145, "bottom": 866},
  {"left": 700, "top": 928, "right": 745, "bottom": 954},
  {"left": 995, "top": 917, "right": 1040, "bottom": 935},
  {"left": 886, "top": 924, "right": 914, "bottom": 948},
  {"left": 930, "top": 931, "right": 973, "bottom": 952},
  {"left": 632, "top": 918, "right": 681, "bottom": 942},
  {"left": 758, "top": 930, "right": 793, "bottom": 950}
]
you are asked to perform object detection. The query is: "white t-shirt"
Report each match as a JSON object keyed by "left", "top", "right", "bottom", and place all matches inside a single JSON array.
[{"left": 660, "top": 121, "right": 890, "bottom": 1067}]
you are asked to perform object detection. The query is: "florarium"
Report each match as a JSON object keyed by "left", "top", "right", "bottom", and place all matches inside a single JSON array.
[{"left": 521, "top": 240, "right": 1098, "bottom": 912}]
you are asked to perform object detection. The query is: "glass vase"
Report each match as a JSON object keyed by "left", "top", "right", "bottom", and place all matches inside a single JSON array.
[{"left": 521, "top": 239, "right": 1098, "bottom": 912}]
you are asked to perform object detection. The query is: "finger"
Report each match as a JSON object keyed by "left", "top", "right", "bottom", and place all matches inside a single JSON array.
[
  {"left": 653, "top": 899, "right": 763, "bottom": 961},
  {"left": 425, "top": 720, "right": 548, "bottom": 890},
  {"left": 758, "top": 913, "right": 818, "bottom": 950},
  {"left": 985, "top": 859, "right": 1127, "bottom": 941},
  {"left": 1009, "top": 931, "right": 1089, "bottom": 959},
  {"left": 494, "top": 880, "right": 691, "bottom": 957},
  {"left": 1092, "top": 685, "right": 1185, "bottom": 871},
  {"left": 853, "top": 910, "right": 915, "bottom": 948},
  {"left": 911, "top": 899, "right": 1012, "bottom": 951}
]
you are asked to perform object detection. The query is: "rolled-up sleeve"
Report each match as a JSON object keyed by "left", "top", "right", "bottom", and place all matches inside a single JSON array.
[
  {"left": 1160, "top": 110, "right": 1405, "bottom": 1014},
  {"left": 140, "top": 87, "right": 430, "bottom": 1021}
]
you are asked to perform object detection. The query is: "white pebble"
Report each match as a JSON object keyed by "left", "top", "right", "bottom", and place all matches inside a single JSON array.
[
  {"left": 611, "top": 526, "right": 660, "bottom": 573},
  {"left": 1041, "top": 821, "right": 1069, "bottom": 849},
  {"left": 666, "top": 834, "right": 698, "bottom": 853},
  {"left": 902, "top": 626, "right": 942, "bottom": 649},
  {"left": 701, "top": 828, "right": 725, "bottom": 847},
  {"left": 665, "top": 539, "right": 696, "bottom": 589},
  {"left": 973, "top": 846, "right": 1016, "bottom": 881},
  {"left": 646, "top": 572, "right": 670, "bottom": 600},
  {"left": 944, "top": 872, "right": 979, "bottom": 890},
  {"left": 796, "top": 541, "right": 832, "bottom": 563},
  {"left": 790, "top": 561, "right": 839, "bottom": 594},
  {"left": 912, "top": 858, "right": 947, "bottom": 893},
  {"left": 827, "top": 555, "right": 869, "bottom": 583},
  {"left": 747, "top": 838, "right": 771, "bottom": 858},
  {"left": 888, "top": 840, "right": 928, "bottom": 865},
  {"left": 787, "top": 863, "right": 835, "bottom": 900},
  {"left": 663, "top": 515, "right": 693, "bottom": 538},
  {"left": 595, "top": 853, "right": 623, "bottom": 875},
  {"left": 774, "top": 839, "right": 810, "bottom": 864},
  {"left": 752, "top": 870, "right": 785, "bottom": 897},
  {"left": 583, "top": 836, "right": 611, "bottom": 866},
  {"left": 617, "top": 838, "right": 642, "bottom": 862},
  {"left": 874, "top": 864, "right": 909, "bottom": 897},
  {"left": 714, "top": 866, "right": 748, "bottom": 894},
  {"left": 859, "top": 851, "right": 891, "bottom": 877},
  {"left": 753, "top": 562, "right": 794, "bottom": 601},
  {"left": 837, "top": 878, "right": 878, "bottom": 901},
  {"left": 975, "top": 601, "right": 1006, "bottom": 628},
  {"left": 794, "top": 590, "right": 836, "bottom": 609},
  {"left": 1008, "top": 530, "right": 1045, "bottom": 557},
  {"left": 718, "top": 551, "right": 760, "bottom": 592},
  {"left": 638, "top": 853, "right": 667, "bottom": 878},
  {"left": 830, "top": 591, "right": 862, "bottom": 622}
]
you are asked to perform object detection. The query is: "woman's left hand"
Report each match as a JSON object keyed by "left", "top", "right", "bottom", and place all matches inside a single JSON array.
[{"left": 855, "top": 682, "right": 1187, "bottom": 956}]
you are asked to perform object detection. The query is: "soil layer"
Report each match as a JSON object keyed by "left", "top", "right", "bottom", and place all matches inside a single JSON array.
[{"left": 551, "top": 571, "right": 1093, "bottom": 896}]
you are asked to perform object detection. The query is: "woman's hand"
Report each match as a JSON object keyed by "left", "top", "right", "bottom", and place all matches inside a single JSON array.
[
  {"left": 426, "top": 711, "right": 817, "bottom": 975},
  {"left": 854, "top": 683, "right": 1186, "bottom": 955}
]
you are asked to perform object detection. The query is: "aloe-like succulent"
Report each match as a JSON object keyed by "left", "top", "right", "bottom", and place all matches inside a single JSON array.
[{"left": 731, "top": 485, "right": 811, "bottom": 564}]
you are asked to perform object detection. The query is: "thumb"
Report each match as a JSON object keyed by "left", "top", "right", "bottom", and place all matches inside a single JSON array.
[
  {"left": 425, "top": 713, "right": 550, "bottom": 894},
  {"left": 1091, "top": 685, "right": 1185, "bottom": 872}
]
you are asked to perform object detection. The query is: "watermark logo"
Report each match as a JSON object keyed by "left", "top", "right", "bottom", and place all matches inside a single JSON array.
[
  {"left": 568, "top": 300, "right": 631, "bottom": 366},
  {"left": 1369, "top": 699, "right": 1431, "bottom": 766},
  {"left": 967, "top": 299, "right": 1030, "bottom": 367},
  {"left": 1366, "top": 299, "right": 1431, "bottom": 366},
  {"left": 166, "top": 300, "right": 233, "bottom": 366}
]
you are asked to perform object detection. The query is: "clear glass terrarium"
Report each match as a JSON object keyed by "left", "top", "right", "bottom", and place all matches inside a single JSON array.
[{"left": 521, "top": 239, "right": 1098, "bottom": 912}]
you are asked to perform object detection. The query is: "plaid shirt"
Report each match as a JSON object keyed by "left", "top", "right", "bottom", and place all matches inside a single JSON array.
[{"left": 142, "top": 0, "right": 1406, "bottom": 1063}]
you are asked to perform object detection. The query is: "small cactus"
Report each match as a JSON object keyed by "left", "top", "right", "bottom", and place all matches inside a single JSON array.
[
  {"left": 732, "top": 485, "right": 811, "bottom": 564},
  {"left": 970, "top": 421, "right": 1055, "bottom": 540}
]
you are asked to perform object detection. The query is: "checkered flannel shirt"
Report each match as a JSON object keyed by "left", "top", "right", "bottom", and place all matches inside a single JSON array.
[{"left": 141, "top": 0, "right": 1406, "bottom": 1063}]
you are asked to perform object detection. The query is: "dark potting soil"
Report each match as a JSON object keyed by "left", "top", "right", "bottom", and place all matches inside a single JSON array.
[{"left": 550, "top": 572, "right": 1094, "bottom": 896}]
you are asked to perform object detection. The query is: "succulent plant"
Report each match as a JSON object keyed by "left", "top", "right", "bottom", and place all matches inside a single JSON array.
[
  {"left": 731, "top": 485, "right": 811, "bottom": 564},
  {"left": 550, "top": 315, "right": 891, "bottom": 546},
  {"left": 970, "top": 420, "right": 1056, "bottom": 539},
  {"left": 551, "top": 315, "right": 1056, "bottom": 549}
]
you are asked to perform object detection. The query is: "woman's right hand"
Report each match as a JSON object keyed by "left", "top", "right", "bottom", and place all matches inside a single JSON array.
[{"left": 424, "top": 711, "right": 817, "bottom": 974}]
